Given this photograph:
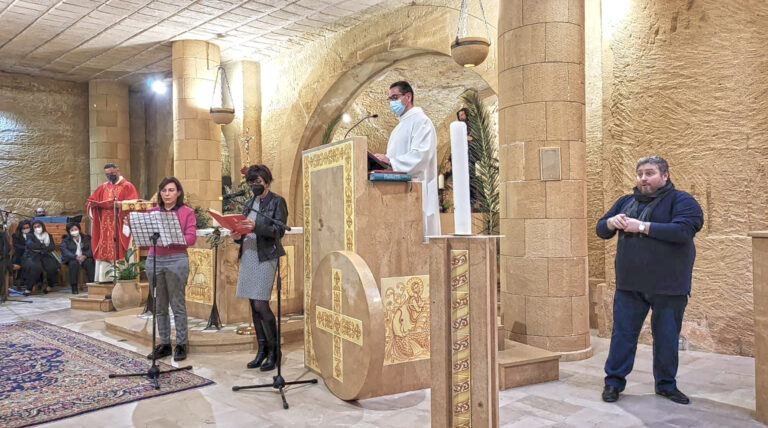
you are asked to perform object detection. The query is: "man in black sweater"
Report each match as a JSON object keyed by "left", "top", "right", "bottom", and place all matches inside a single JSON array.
[{"left": 596, "top": 156, "right": 703, "bottom": 405}]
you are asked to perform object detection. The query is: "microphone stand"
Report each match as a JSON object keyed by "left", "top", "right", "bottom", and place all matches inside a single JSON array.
[
  {"left": 109, "top": 232, "right": 192, "bottom": 389},
  {"left": 232, "top": 201, "right": 317, "bottom": 409},
  {"left": 344, "top": 114, "right": 378, "bottom": 139},
  {"left": 111, "top": 188, "right": 119, "bottom": 285}
]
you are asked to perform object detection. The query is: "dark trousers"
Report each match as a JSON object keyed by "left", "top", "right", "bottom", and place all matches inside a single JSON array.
[
  {"left": 66, "top": 258, "right": 95, "bottom": 286},
  {"left": 22, "top": 256, "right": 59, "bottom": 291},
  {"left": 604, "top": 289, "right": 688, "bottom": 392}
]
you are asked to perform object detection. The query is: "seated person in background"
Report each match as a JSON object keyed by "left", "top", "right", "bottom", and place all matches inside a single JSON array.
[
  {"left": 11, "top": 220, "right": 31, "bottom": 289},
  {"left": 60, "top": 223, "right": 95, "bottom": 294},
  {"left": 35, "top": 207, "right": 46, "bottom": 217},
  {"left": 22, "top": 220, "right": 59, "bottom": 296}
]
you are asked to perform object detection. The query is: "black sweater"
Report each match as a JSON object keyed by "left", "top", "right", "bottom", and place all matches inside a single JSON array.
[{"left": 596, "top": 190, "right": 703, "bottom": 295}]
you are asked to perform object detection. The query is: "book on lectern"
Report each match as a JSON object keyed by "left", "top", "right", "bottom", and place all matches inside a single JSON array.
[
  {"left": 206, "top": 209, "right": 251, "bottom": 234},
  {"left": 369, "top": 172, "right": 412, "bottom": 182}
]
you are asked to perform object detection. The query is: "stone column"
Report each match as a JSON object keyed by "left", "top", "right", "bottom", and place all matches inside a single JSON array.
[
  {"left": 89, "top": 80, "right": 130, "bottom": 192},
  {"left": 749, "top": 231, "right": 768, "bottom": 425},
  {"left": 430, "top": 236, "right": 499, "bottom": 428},
  {"left": 498, "top": 0, "right": 591, "bottom": 361},
  {"left": 222, "top": 60, "right": 261, "bottom": 177},
  {"left": 172, "top": 40, "right": 222, "bottom": 211}
]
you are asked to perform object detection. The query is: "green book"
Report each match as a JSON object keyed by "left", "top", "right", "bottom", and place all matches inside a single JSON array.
[{"left": 368, "top": 172, "right": 411, "bottom": 181}]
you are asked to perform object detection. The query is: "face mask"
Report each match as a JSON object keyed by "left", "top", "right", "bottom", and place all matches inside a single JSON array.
[
  {"left": 107, "top": 174, "right": 118, "bottom": 184},
  {"left": 70, "top": 230, "right": 80, "bottom": 237},
  {"left": 22, "top": 229, "right": 30, "bottom": 235},
  {"left": 34, "top": 227, "right": 43, "bottom": 234},
  {"left": 390, "top": 99, "right": 405, "bottom": 116},
  {"left": 250, "top": 184, "right": 265, "bottom": 196}
]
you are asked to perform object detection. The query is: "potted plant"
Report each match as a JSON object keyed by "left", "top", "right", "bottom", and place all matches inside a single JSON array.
[{"left": 105, "top": 248, "right": 147, "bottom": 311}]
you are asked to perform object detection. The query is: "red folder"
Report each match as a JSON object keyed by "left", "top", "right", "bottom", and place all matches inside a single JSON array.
[{"left": 207, "top": 209, "right": 251, "bottom": 234}]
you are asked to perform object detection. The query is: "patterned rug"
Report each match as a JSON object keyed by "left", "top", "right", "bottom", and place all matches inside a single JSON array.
[{"left": 0, "top": 320, "right": 214, "bottom": 428}]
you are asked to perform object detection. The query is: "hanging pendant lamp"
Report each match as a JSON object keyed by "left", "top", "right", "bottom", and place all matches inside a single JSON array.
[
  {"left": 451, "top": 0, "right": 491, "bottom": 68},
  {"left": 210, "top": 66, "right": 235, "bottom": 125}
]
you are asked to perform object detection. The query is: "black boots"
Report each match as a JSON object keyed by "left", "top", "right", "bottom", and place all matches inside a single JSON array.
[
  {"left": 71, "top": 285, "right": 79, "bottom": 294},
  {"left": 173, "top": 344, "right": 188, "bottom": 361},
  {"left": 147, "top": 343, "right": 172, "bottom": 359},
  {"left": 246, "top": 322, "right": 268, "bottom": 369},
  {"left": 259, "top": 319, "right": 279, "bottom": 372}
]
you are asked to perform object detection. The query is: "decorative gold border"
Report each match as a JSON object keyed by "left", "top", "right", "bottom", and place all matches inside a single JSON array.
[
  {"left": 302, "top": 140, "right": 355, "bottom": 371},
  {"left": 451, "top": 250, "right": 471, "bottom": 428}
]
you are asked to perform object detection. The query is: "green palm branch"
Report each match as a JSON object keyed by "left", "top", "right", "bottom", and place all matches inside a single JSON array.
[
  {"left": 460, "top": 90, "right": 500, "bottom": 235},
  {"left": 321, "top": 114, "right": 343, "bottom": 146}
]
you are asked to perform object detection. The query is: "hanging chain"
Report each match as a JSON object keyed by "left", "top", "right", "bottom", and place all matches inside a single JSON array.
[
  {"left": 454, "top": 0, "right": 492, "bottom": 44},
  {"left": 455, "top": 0, "right": 469, "bottom": 39},
  {"left": 210, "top": 65, "right": 234, "bottom": 109}
]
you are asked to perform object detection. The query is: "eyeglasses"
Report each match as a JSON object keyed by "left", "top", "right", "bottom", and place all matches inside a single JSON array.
[{"left": 388, "top": 93, "right": 407, "bottom": 102}]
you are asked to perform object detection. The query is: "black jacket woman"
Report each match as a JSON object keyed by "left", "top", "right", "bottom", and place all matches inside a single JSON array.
[
  {"left": 22, "top": 220, "right": 60, "bottom": 295},
  {"left": 231, "top": 164, "right": 288, "bottom": 372},
  {"left": 60, "top": 223, "right": 95, "bottom": 294}
]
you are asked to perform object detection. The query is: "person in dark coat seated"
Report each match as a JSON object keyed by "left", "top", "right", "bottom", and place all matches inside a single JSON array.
[
  {"left": 60, "top": 223, "right": 95, "bottom": 294},
  {"left": 11, "top": 220, "right": 31, "bottom": 289},
  {"left": 22, "top": 220, "right": 59, "bottom": 296}
]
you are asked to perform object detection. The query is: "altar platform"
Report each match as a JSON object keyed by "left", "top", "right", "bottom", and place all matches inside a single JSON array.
[{"left": 104, "top": 307, "right": 304, "bottom": 353}]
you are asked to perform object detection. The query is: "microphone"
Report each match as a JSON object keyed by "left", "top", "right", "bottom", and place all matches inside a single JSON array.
[
  {"left": 219, "top": 189, "right": 246, "bottom": 201},
  {"left": 344, "top": 114, "right": 379, "bottom": 139}
]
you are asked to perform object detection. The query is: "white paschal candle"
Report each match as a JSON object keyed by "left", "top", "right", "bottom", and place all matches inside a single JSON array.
[{"left": 450, "top": 121, "right": 472, "bottom": 235}]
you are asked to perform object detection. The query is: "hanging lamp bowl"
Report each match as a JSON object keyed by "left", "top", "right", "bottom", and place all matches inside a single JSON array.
[
  {"left": 210, "top": 107, "right": 235, "bottom": 125},
  {"left": 451, "top": 37, "right": 490, "bottom": 68}
]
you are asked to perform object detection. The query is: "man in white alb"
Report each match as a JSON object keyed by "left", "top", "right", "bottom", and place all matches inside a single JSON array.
[{"left": 373, "top": 81, "right": 441, "bottom": 240}]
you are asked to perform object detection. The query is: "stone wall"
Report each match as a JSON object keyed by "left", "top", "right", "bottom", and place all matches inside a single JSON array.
[
  {"left": 127, "top": 89, "right": 174, "bottom": 200},
  {"left": 591, "top": 0, "right": 768, "bottom": 356},
  {"left": 0, "top": 71, "right": 89, "bottom": 218}
]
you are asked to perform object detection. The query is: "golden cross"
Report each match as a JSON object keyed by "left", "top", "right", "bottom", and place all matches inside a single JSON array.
[{"left": 315, "top": 268, "right": 363, "bottom": 382}]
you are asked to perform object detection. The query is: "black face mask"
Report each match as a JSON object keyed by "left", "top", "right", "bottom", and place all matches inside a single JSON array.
[
  {"left": 250, "top": 184, "right": 265, "bottom": 196},
  {"left": 107, "top": 174, "right": 118, "bottom": 184}
]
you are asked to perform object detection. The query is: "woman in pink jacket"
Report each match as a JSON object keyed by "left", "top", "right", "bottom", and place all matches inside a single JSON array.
[{"left": 145, "top": 177, "right": 197, "bottom": 362}]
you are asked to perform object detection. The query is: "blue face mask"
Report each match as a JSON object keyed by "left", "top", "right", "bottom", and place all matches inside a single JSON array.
[{"left": 390, "top": 99, "right": 405, "bottom": 116}]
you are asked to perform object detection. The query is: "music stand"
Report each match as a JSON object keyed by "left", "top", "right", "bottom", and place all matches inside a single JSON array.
[
  {"left": 109, "top": 210, "right": 192, "bottom": 389},
  {"left": 232, "top": 207, "right": 317, "bottom": 409}
]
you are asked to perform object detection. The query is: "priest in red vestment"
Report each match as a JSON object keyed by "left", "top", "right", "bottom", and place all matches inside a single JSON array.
[{"left": 86, "top": 163, "right": 138, "bottom": 281}]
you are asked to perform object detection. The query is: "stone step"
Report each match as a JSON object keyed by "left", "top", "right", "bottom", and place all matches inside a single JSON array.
[
  {"left": 498, "top": 340, "right": 560, "bottom": 390},
  {"left": 86, "top": 283, "right": 115, "bottom": 300},
  {"left": 70, "top": 296, "right": 114, "bottom": 312}
]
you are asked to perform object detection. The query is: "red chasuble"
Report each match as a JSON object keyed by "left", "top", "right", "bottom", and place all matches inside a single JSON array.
[{"left": 86, "top": 177, "right": 139, "bottom": 261}]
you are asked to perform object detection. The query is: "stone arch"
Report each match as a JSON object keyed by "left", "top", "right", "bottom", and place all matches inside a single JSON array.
[{"left": 288, "top": 47, "right": 496, "bottom": 223}]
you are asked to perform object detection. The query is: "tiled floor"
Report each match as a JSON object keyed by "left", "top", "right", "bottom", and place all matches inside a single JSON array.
[{"left": 1, "top": 294, "right": 764, "bottom": 428}]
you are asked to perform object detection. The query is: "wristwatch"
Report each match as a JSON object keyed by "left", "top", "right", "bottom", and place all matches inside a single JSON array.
[{"left": 638, "top": 222, "right": 646, "bottom": 233}]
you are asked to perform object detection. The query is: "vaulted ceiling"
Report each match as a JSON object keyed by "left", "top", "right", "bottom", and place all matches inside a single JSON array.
[{"left": 0, "top": 0, "right": 405, "bottom": 85}]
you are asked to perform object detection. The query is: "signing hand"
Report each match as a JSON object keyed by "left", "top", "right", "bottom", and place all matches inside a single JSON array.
[
  {"left": 623, "top": 218, "right": 645, "bottom": 234},
  {"left": 373, "top": 153, "right": 390, "bottom": 165},
  {"left": 606, "top": 214, "right": 629, "bottom": 231},
  {"left": 76, "top": 255, "right": 86, "bottom": 263}
]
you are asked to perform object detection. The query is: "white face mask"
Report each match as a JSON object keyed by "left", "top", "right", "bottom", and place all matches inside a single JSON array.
[
  {"left": 22, "top": 229, "right": 30, "bottom": 235},
  {"left": 34, "top": 227, "right": 43, "bottom": 234},
  {"left": 70, "top": 230, "right": 80, "bottom": 237}
]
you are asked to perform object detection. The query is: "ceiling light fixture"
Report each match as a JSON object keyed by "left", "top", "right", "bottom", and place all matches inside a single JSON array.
[{"left": 450, "top": 0, "right": 491, "bottom": 68}]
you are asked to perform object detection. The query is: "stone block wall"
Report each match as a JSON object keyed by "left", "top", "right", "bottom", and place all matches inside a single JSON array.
[
  {"left": 0, "top": 71, "right": 89, "bottom": 217},
  {"left": 89, "top": 80, "right": 130, "bottom": 192},
  {"left": 590, "top": 0, "right": 768, "bottom": 356}
]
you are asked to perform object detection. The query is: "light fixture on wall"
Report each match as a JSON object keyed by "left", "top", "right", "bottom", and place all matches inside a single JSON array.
[
  {"left": 451, "top": 0, "right": 491, "bottom": 68},
  {"left": 210, "top": 65, "right": 235, "bottom": 125}
]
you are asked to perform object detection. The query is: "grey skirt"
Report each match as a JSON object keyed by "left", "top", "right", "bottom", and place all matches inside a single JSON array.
[{"left": 236, "top": 236, "right": 277, "bottom": 301}]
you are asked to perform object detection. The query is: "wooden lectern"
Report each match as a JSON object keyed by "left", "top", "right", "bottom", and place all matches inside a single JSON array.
[{"left": 302, "top": 137, "right": 432, "bottom": 400}]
